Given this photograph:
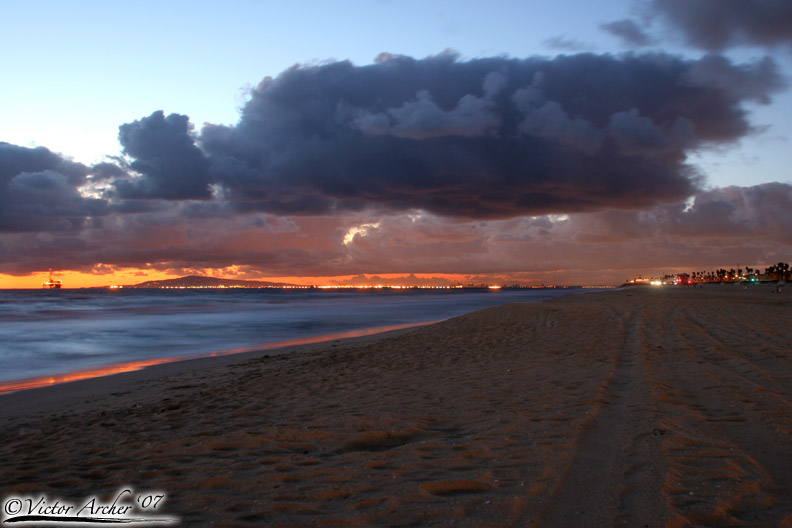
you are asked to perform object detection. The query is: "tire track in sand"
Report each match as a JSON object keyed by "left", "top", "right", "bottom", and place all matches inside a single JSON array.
[
  {"left": 648, "top": 302, "right": 792, "bottom": 527},
  {"left": 535, "top": 305, "right": 669, "bottom": 527}
]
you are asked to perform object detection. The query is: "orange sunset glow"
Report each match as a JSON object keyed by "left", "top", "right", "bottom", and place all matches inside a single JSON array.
[
  {"left": 0, "top": 269, "right": 477, "bottom": 289},
  {"left": 0, "top": 269, "right": 176, "bottom": 289}
]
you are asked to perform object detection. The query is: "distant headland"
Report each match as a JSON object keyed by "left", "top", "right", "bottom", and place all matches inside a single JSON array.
[
  {"left": 121, "top": 275, "right": 299, "bottom": 289},
  {"left": 116, "top": 275, "right": 603, "bottom": 290}
]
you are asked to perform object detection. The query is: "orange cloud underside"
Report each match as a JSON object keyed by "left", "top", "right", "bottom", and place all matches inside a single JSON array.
[{"left": 0, "top": 270, "right": 473, "bottom": 289}]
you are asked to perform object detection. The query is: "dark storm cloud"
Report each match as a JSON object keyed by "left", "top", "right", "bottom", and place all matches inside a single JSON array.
[
  {"left": 0, "top": 142, "right": 105, "bottom": 232},
  {"left": 0, "top": 142, "right": 86, "bottom": 186},
  {"left": 648, "top": 0, "right": 792, "bottom": 51},
  {"left": 5, "top": 51, "right": 787, "bottom": 229},
  {"left": 4, "top": 51, "right": 790, "bottom": 278},
  {"left": 179, "top": 52, "right": 782, "bottom": 218},
  {"left": 115, "top": 111, "right": 212, "bottom": 200}
]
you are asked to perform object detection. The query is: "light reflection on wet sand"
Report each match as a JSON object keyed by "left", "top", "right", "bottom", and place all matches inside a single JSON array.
[{"left": 0, "top": 321, "right": 432, "bottom": 394}]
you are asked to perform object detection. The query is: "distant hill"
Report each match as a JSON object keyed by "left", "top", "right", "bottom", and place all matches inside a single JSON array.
[{"left": 125, "top": 275, "right": 299, "bottom": 289}]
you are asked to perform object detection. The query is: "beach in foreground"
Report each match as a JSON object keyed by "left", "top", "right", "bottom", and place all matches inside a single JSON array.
[{"left": 1, "top": 286, "right": 791, "bottom": 527}]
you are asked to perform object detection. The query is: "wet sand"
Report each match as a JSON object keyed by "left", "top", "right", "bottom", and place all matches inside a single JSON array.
[{"left": 1, "top": 285, "right": 791, "bottom": 527}]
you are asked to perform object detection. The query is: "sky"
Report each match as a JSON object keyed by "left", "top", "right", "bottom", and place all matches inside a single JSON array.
[{"left": 1, "top": 0, "right": 791, "bottom": 287}]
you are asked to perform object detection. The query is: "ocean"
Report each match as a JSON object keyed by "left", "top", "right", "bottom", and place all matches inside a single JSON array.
[{"left": 0, "top": 287, "right": 593, "bottom": 389}]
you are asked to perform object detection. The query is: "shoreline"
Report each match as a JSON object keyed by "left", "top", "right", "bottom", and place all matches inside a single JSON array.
[
  {"left": 0, "top": 287, "right": 588, "bottom": 397},
  {"left": 0, "top": 321, "right": 431, "bottom": 420},
  {"left": 2, "top": 286, "right": 790, "bottom": 526},
  {"left": 0, "top": 320, "right": 435, "bottom": 399},
  {"left": 0, "top": 282, "right": 781, "bottom": 415}
]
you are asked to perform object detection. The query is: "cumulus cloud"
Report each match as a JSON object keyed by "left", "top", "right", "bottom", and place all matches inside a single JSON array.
[
  {"left": 115, "top": 111, "right": 212, "bottom": 200},
  {"left": 0, "top": 143, "right": 105, "bottom": 233},
  {"left": 353, "top": 89, "right": 501, "bottom": 139},
  {"left": 1, "top": 51, "right": 789, "bottom": 279},
  {"left": 110, "top": 52, "right": 783, "bottom": 220},
  {"left": 0, "top": 142, "right": 87, "bottom": 187},
  {"left": 511, "top": 74, "right": 604, "bottom": 154}
]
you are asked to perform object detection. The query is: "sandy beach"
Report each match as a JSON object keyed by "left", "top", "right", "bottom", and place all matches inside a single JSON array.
[{"left": 1, "top": 285, "right": 791, "bottom": 527}]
